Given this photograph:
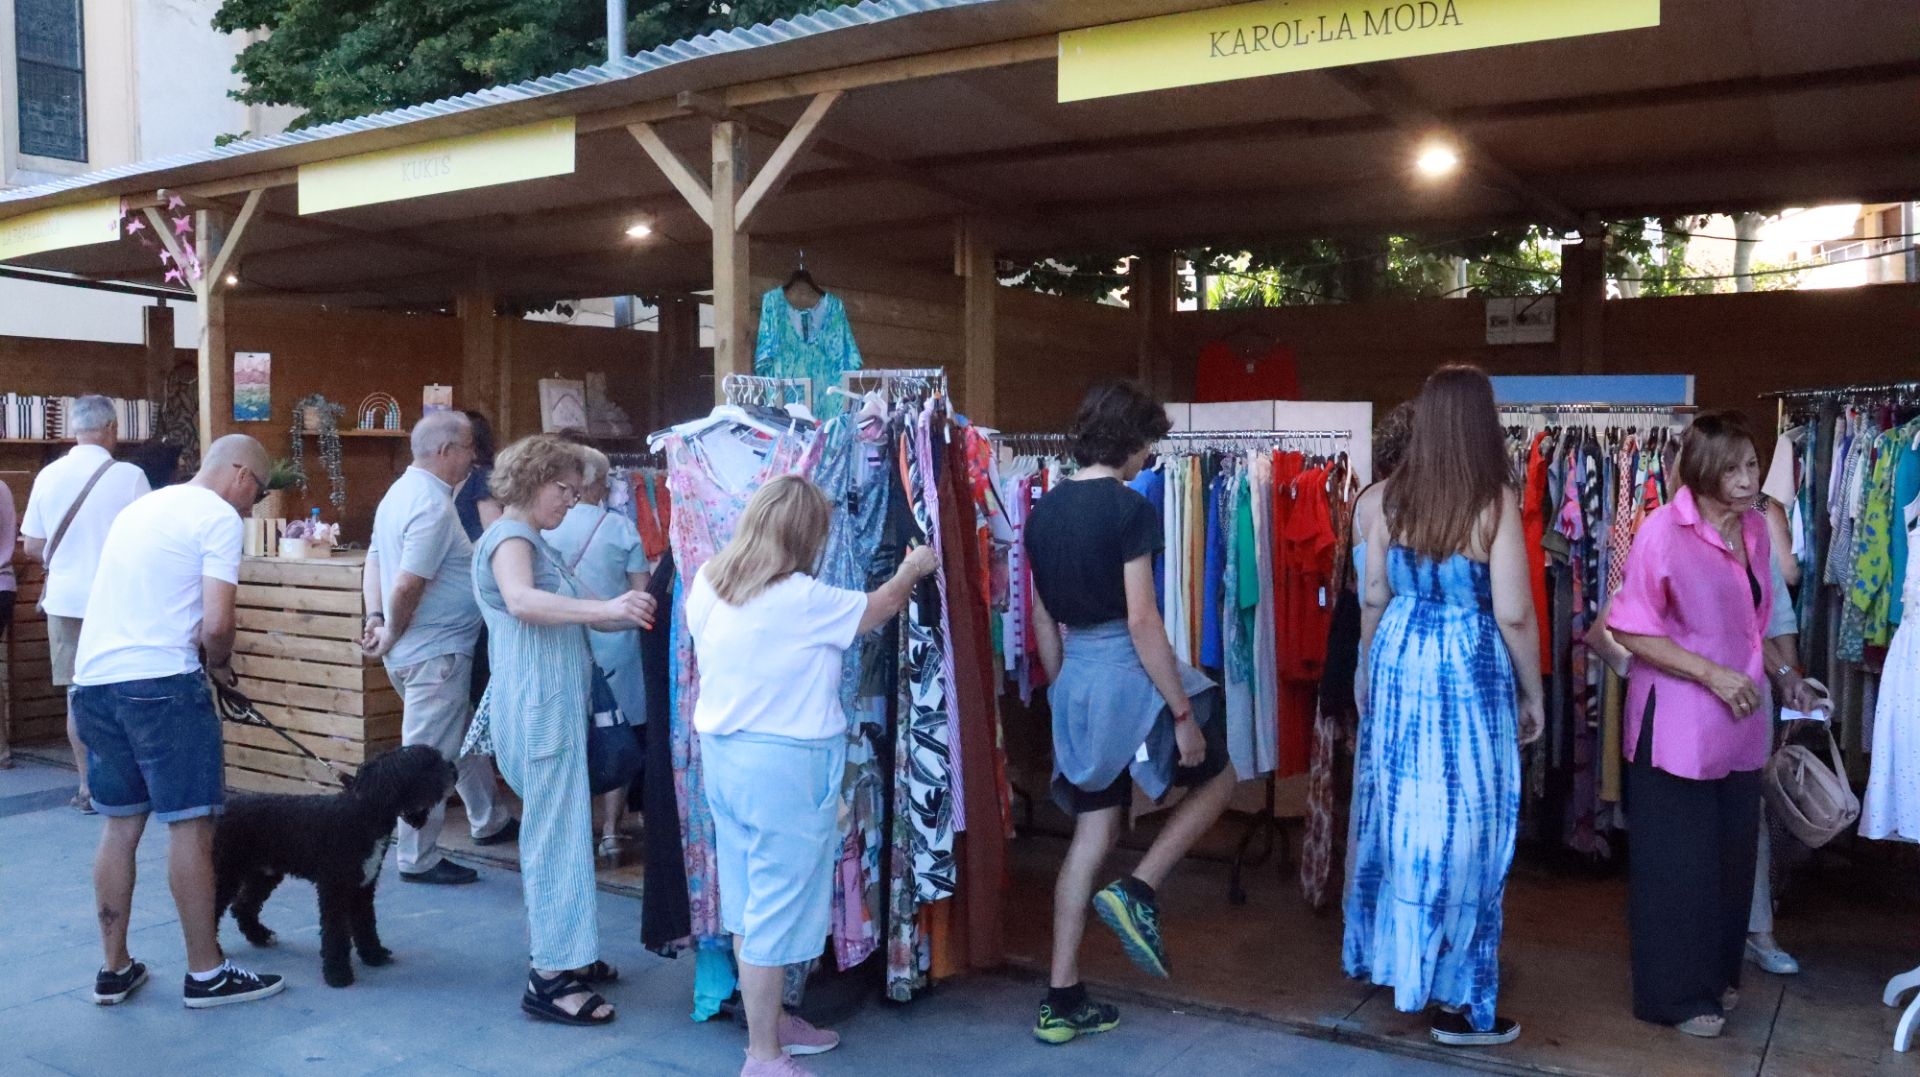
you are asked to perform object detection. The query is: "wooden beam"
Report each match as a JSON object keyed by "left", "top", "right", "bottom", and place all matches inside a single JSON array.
[
  {"left": 1323, "top": 64, "right": 1580, "bottom": 232},
  {"left": 195, "top": 208, "right": 222, "bottom": 455},
  {"left": 206, "top": 188, "right": 264, "bottom": 287},
  {"left": 735, "top": 91, "right": 842, "bottom": 230},
  {"left": 629, "top": 123, "right": 714, "bottom": 226},
  {"left": 1558, "top": 231, "right": 1607, "bottom": 375},
  {"left": 958, "top": 218, "right": 996, "bottom": 424},
  {"left": 124, "top": 168, "right": 298, "bottom": 210},
  {"left": 457, "top": 282, "right": 499, "bottom": 423},
  {"left": 143, "top": 303, "right": 176, "bottom": 407},
  {"left": 711, "top": 121, "right": 753, "bottom": 394}
]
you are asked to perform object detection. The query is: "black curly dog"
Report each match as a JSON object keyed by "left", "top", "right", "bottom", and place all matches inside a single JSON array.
[{"left": 213, "top": 744, "right": 456, "bottom": 987}]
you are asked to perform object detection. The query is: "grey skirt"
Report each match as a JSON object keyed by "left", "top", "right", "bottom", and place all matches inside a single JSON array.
[{"left": 1047, "top": 621, "right": 1219, "bottom": 812}]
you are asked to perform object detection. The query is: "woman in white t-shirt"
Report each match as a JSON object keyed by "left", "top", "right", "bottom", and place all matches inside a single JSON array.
[{"left": 687, "top": 475, "right": 935, "bottom": 1077}]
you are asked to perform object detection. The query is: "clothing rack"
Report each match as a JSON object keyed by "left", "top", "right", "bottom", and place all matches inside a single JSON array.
[
  {"left": 1760, "top": 381, "right": 1920, "bottom": 402},
  {"left": 721, "top": 373, "right": 812, "bottom": 410},
  {"left": 606, "top": 451, "right": 665, "bottom": 468},
  {"left": 992, "top": 429, "right": 1354, "bottom": 456},
  {"left": 840, "top": 367, "right": 948, "bottom": 408}
]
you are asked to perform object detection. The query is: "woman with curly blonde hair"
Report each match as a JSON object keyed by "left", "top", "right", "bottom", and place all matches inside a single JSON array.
[{"left": 470, "top": 434, "right": 655, "bottom": 1025}]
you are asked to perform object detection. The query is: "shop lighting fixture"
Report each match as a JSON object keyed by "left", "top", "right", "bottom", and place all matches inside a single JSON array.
[
  {"left": 625, "top": 221, "right": 653, "bottom": 239},
  {"left": 225, "top": 273, "right": 240, "bottom": 286},
  {"left": 1416, "top": 143, "right": 1460, "bottom": 178}
]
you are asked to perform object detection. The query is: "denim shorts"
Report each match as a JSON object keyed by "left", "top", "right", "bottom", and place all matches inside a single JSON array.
[{"left": 71, "top": 672, "right": 224, "bottom": 823}]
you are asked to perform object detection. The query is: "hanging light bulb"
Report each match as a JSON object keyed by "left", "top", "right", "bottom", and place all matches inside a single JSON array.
[
  {"left": 625, "top": 221, "right": 653, "bottom": 239},
  {"left": 1415, "top": 143, "right": 1460, "bottom": 178},
  {"left": 225, "top": 273, "right": 240, "bottom": 286}
]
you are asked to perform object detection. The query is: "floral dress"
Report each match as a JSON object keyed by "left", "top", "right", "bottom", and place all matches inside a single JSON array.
[{"left": 663, "top": 426, "right": 820, "bottom": 944}]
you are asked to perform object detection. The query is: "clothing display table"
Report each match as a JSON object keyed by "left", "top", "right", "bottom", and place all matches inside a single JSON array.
[
  {"left": 224, "top": 553, "right": 399, "bottom": 793},
  {"left": 1889, "top": 963, "right": 1920, "bottom": 1052}
]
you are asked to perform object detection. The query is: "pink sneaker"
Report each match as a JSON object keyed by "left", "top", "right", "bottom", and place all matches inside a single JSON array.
[
  {"left": 741, "top": 1051, "right": 815, "bottom": 1076},
  {"left": 778, "top": 1011, "right": 841, "bottom": 1056}
]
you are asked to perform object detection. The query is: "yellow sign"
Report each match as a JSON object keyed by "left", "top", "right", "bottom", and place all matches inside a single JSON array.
[
  {"left": 0, "top": 197, "right": 122, "bottom": 261},
  {"left": 299, "top": 117, "right": 576, "bottom": 215},
  {"left": 1059, "top": 0, "right": 1659, "bottom": 102}
]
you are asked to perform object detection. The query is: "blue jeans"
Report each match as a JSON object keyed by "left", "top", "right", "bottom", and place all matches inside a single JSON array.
[{"left": 71, "top": 672, "right": 224, "bottom": 823}]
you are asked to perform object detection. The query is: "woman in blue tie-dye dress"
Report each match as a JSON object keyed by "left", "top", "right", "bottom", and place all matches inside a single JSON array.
[{"left": 1344, "top": 365, "right": 1545, "bottom": 1048}]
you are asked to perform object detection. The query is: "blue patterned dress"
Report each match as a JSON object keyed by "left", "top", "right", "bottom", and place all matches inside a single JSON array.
[{"left": 1343, "top": 547, "right": 1519, "bottom": 1032}]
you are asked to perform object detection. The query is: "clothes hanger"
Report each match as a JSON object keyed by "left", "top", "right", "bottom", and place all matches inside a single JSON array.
[{"left": 783, "top": 249, "right": 824, "bottom": 305}]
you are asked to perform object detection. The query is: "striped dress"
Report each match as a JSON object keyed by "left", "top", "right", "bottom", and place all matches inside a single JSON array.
[
  {"left": 1343, "top": 547, "right": 1519, "bottom": 1033},
  {"left": 472, "top": 519, "right": 599, "bottom": 971}
]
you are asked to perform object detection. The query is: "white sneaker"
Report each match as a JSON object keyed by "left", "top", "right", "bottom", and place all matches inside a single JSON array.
[{"left": 1745, "top": 937, "right": 1801, "bottom": 975}]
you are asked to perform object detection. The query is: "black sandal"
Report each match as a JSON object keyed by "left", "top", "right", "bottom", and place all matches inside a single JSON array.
[
  {"left": 574, "top": 960, "right": 619, "bottom": 985},
  {"left": 521, "top": 971, "right": 615, "bottom": 1026}
]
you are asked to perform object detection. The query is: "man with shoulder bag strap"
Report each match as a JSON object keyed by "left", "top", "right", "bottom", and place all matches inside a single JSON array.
[{"left": 19, "top": 395, "right": 151, "bottom": 813}]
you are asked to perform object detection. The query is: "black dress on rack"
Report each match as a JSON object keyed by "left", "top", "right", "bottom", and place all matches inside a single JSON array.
[{"left": 639, "top": 550, "right": 692, "bottom": 953}]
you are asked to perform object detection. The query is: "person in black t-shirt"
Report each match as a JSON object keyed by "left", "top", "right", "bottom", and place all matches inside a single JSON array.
[{"left": 1022, "top": 382, "right": 1236, "bottom": 1046}]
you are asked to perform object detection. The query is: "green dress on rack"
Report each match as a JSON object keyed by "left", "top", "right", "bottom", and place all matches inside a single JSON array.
[{"left": 755, "top": 287, "right": 862, "bottom": 419}]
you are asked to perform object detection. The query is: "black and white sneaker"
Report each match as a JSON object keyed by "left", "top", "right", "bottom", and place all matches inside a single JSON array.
[
  {"left": 1430, "top": 1010, "right": 1521, "bottom": 1046},
  {"left": 92, "top": 960, "right": 149, "bottom": 1005},
  {"left": 183, "top": 964, "right": 286, "bottom": 1009}
]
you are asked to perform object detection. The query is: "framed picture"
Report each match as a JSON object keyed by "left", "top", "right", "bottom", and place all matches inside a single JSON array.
[
  {"left": 233, "top": 352, "right": 271, "bottom": 421},
  {"left": 538, "top": 378, "right": 587, "bottom": 434},
  {"left": 422, "top": 384, "right": 452, "bottom": 414}
]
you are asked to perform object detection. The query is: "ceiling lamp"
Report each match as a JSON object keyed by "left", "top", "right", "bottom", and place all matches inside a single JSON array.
[
  {"left": 224, "top": 273, "right": 240, "bottom": 286},
  {"left": 1415, "top": 143, "right": 1460, "bottom": 178},
  {"left": 625, "top": 221, "right": 653, "bottom": 239}
]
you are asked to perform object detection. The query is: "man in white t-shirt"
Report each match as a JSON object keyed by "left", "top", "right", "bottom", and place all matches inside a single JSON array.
[
  {"left": 19, "top": 394, "right": 150, "bottom": 812},
  {"left": 69, "top": 434, "right": 286, "bottom": 1010}
]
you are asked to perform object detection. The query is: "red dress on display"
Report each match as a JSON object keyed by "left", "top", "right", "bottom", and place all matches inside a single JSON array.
[{"left": 1195, "top": 341, "right": 1302, "bottom": 402}]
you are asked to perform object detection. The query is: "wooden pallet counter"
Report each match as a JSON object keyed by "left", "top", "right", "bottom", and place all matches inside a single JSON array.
[
  {"left": 227, "top": 553, "right": 399, "bottom": 794},
  {"left": 4, "top": 562, "right": 63, "bottom": 747}
]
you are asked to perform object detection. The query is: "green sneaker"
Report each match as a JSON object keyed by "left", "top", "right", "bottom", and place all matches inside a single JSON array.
[
  {"left": 1033, "top": 998, "right": 1120, "bottom": 1045},
  {"left": 1092, "top": 880, "right": 1169, "bottom": 978}
]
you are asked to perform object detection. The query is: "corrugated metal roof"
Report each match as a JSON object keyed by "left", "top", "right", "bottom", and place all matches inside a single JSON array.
[{"left": 0, "top": 0, "right": 1000, "bottom": 208}]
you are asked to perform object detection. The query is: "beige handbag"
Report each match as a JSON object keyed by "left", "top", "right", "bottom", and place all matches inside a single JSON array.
[{"left": 1763, "top": 723, "right": 1859, "bottom": 849}]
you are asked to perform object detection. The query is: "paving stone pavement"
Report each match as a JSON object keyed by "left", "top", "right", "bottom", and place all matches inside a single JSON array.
[{"left": 0, "top": 758, "right": 1470, "bottom": 1076}]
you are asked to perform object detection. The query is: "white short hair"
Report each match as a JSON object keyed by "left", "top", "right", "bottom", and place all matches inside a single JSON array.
[
  {"left": 70, "top": 395, "right": 115, "bottom": 434},
  {"left": 578, "top": 446, "right": 610, "bottom": 486},
  {"left": 411, "top": 410, "right": 470, "bottom": 458}
]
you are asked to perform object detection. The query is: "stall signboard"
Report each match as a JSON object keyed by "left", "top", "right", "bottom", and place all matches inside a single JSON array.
[
  {"left": 0, "top": 197, "right": 121, "bottom": 261},
  {"left": 1058, "top": 0, "right": 1659, "bottom": 102},
  {"left": 299, "top": 117, "right": 576, "bottom": 215}
]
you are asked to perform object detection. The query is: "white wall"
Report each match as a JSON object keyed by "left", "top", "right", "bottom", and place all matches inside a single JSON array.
[{"left": 1, "top": 0, "right": 289, "bottom": 350}]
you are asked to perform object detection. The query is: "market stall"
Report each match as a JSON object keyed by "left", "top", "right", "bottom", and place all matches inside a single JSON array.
[{"left": 1, "top": 0, "right": 1918, "bottom": 1070}]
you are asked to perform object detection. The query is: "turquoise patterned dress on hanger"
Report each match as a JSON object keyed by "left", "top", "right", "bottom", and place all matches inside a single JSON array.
[{"left": 755, "top": 288, "right": 862, "bottom": 419}]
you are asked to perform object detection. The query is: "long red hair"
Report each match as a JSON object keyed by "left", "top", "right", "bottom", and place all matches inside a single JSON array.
[{"left": 1384, "top": 364, "right": 1511, "bottom": 558}]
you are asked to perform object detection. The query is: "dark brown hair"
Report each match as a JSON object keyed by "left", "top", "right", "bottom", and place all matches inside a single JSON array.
[
  {"left": 1385, "top": 365, "right": 1510, "bottom": 557},
  {"left": 1677, "top": 410, "right": 1758, "bottom": 500},
  {"left": 1069, "top": 381, "right": 1172, "bottom": 468},
  {"left": 1373, "top": 400, "right": 1417, "bottom": 479}
]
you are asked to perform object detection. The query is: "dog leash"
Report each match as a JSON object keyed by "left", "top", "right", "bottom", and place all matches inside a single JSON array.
[{"left": 209, "top": 675, "right": 351, "bottom": 788}]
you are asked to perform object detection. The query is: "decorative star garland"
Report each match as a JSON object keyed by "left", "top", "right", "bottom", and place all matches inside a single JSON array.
[{"left": 122, "top": 194, "right": 202, "bottom": 286}]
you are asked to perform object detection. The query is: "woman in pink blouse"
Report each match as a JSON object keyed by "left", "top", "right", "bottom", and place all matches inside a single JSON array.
[{"left": 1607, "top": 411, "right": 1771, "bottom": 1039}]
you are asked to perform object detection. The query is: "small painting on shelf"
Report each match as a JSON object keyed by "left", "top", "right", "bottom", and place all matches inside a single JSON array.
[
  {"left": 539, "top": 378, "right": 587, "bottom": 434},
  {"left": 233, "top": 352, "right": 271, "bottom": 422}
]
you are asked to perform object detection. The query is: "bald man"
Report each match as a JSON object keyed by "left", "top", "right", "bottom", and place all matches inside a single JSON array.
[{"left": 70, "top": 434, "right": 285, "bottom": 1009}]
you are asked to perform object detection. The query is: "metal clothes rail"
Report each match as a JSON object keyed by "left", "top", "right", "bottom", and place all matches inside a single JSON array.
[{"left": 1760, "top": 380, "right": 1920, "bottom": 402}]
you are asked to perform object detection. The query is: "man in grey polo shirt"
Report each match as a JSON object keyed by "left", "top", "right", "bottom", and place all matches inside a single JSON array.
[{"left": 362, "top": 411, "right": 515, "bottom": 884}]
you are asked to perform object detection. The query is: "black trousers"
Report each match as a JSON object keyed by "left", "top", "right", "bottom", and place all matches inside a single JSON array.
[{"left": 1627, "top": 695, "right": 1760, "bottom": 1024}]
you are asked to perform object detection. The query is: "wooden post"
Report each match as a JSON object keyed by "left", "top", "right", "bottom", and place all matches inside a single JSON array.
[
  {"left": 711, "top": 121, "right": 753, "bottom": 397},
  {"left": 457, "top": 286, "right": 499, "bottom": 424},
  {"left": 142, "top": 303, "right": 175, "bottom": 406},
  {"left": 1559, "top": 229, "right": 1607, "bottom": 374},
  {"left": 958, "top": 219, "right": 997, "bottom": 424},
  {"left": 1132, "top": 252, "right": 1176, "bottom": 397}
]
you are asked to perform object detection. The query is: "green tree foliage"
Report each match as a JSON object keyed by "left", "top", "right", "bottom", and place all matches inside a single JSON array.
[{"left": 212, "top": 0, "right": 842, "bottom": 129}]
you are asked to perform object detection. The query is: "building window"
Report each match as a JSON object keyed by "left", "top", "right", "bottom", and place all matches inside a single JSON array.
[{"left": 15, "top": 0, "right": 88, "bottom": 162}]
